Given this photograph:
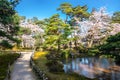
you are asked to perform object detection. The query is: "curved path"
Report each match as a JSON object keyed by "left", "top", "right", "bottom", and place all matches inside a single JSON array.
[{"left": 10, "top": 52, "right": 37, "bottom": 80}]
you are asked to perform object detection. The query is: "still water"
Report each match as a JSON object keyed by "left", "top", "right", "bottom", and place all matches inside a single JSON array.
[{"left": 63, "top": 57, "right": 120, "bottom": 80}]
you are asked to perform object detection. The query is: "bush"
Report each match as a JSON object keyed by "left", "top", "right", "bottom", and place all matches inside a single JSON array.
[
  {"left": 46, "top": 60, "right": 64, "bottom": 73},
  {"left": 99, "top": 41, "right": 120, "bottom": 52},
  {"left": 98, "top": 32, "right": 120, "bottom": 63},
  {"left": 0, "top": 53, "right": 20, "bottom": 80},
  {"left": 107, "top": 32, "right": 120, "bottom": 42},
  {"left": 99, "top": 33, "right": 120, "bottom": 53}
]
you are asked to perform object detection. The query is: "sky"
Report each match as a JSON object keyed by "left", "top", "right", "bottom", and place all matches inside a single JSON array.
[{"left": 15, "top": 0, "right": 120, "bottom": 20}]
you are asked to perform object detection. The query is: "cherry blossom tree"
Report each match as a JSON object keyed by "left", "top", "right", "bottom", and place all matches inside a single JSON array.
[{"left": 74, "top": 7, "right": 112, "bottom": 47}]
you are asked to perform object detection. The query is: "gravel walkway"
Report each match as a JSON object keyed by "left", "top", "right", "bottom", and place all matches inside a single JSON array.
[{"left": 10, "top": 52, "right": 37, "bottom": 80}]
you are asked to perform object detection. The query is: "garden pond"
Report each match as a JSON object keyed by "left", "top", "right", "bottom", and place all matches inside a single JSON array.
[{"left": 62, "top": 57, "right": 120, "bottom": 80}]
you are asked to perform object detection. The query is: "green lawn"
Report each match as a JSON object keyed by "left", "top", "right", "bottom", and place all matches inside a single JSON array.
[{"left": 0, "top": 52, "right": 20, "bottom": 80}]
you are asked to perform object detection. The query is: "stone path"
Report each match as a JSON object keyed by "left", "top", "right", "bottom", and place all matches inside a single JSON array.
[{"left": 10, "top": 52, "right": 37, "bottom": 80}]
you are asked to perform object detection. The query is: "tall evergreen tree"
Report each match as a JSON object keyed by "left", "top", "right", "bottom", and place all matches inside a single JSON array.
[
  {"left": 43, "top": 14, "right": 72, "bottom": 51},
  {"left": 57, "top": 3, "right": 73, "bottom": 23},
  {"left": 0, "top": 0, "right": 20, "bottom": 49}
]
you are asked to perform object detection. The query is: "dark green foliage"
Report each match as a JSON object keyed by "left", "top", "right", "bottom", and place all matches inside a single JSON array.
[
  {"left": 99, "top": 32, "right": 120, "bottom": 51},
  {"left": 99, "top": 41, "right": 120, "bottom": 51},
  {"left": 7, "top": 36, "right": 21, "bottom": 44},
  {"left": 0, "top": 53, "right": 20, "bottom": 80},
  {"left": 0, "top": 0, "right": 19, "bottom": 24},
  {"left": 0, "top": 0, "right": 15, "bottom": 24},
  {"left": 12, "top": 25, "right": 20, "bottom": 35},
  {"left": 107, "top": 32, "right": 120, "bottom": 42},
  {"left": 0, "top": 30, "right": 21, "bottom": 44},
  {"left": 0, "top": 0, "right": 20, "bottom": 48},
  {"left": 46, "top": 60, "right": 64, "bottom": 72},
  {"left": 99, "top": 32, "right": 120, "bottom": 62},
  {"left": 46, "top": 50, "right": 61, "bottom": 60},
  {"left": 0, "top": 30, "right": 6, "bottom": 37},
  {"left": 45, "top": 50, "right": 64, "bottom": 73},
  {"left": 0, "top": 40, "right": 13, "bottom": 49}
]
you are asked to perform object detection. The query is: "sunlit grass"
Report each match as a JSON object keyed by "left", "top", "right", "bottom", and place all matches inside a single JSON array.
[{"left": 33, "top": 51, "right": 48, "bottom": 59}]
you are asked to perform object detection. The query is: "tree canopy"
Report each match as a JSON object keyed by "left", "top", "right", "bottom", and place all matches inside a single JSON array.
[
  {"left": 0, "top": 0, "right": 19, "bottom": 24},
  {"left": 43, "top": 14, "right": 72, "bottom": 50}
]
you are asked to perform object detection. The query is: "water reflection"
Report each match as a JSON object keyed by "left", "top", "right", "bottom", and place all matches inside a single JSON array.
[{"left": 63, "top": 57, "right": 120, "bottom": 80}]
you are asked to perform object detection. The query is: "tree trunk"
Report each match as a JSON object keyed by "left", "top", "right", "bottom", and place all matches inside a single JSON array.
[
  {"left": 88, "top": 40, "right": 93, "bottom": 48},
  {"left": 57, "top": 39, "right": 60, "bottom": 52},
  {"left": 74, "top": 41, "right": 76, "bottom": 48},
  {"left": 65, "top": 15, "right": 68, "bottom": 23}
]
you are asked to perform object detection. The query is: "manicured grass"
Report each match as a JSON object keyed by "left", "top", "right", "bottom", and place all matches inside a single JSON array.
[
  {"left": 33, "top": 51, "right": 98, "bottom": 80},
  {"left": 0, "top": 52, "right": 20, "bottom": 80}
]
